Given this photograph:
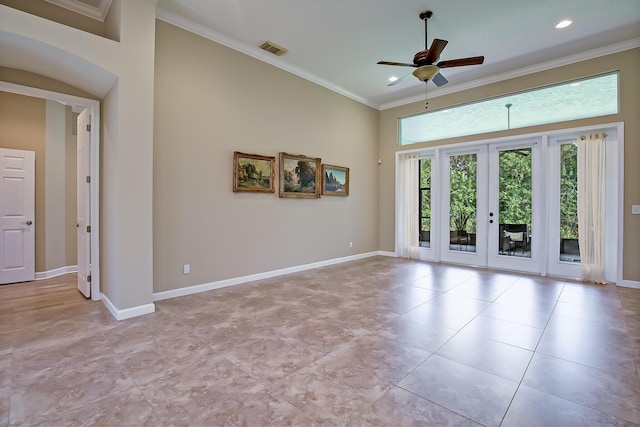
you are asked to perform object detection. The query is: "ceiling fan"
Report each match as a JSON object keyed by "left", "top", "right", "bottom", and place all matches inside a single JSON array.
[{"left": 377, "top": 10, "right": 484, "bottom": 87}]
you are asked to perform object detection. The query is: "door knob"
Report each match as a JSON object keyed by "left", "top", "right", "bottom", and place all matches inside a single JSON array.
[{"left": 23, "top": 220, "right": 32, "bottom": 225}]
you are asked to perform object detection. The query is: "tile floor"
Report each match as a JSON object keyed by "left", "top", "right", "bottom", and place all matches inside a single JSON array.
[{"left": 1, "top": 256, "right": 639, "bottom": 426}]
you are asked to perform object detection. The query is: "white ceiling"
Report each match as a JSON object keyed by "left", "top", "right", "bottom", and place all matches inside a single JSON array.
[{"left": 156, "top": 0, "right": 640, "bottom": 109}]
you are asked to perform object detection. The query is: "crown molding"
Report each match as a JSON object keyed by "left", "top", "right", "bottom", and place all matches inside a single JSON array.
[
  {"left": 155, "top": 7, "right": 639, "bottom": 111},
  {"left": 44, "top": 0, "right": 113, "bottom": 22},
  {"left": 155, "top": 8, "right": 377, "bottom": 109}
]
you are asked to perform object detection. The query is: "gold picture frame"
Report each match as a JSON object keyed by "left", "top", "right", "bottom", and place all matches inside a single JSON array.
[
  {"left": 233, "top": 151, "right": 275, "bottom": 193},
  {"left": 279, "top": 152, "right": 321, "bottom": 198},
  {"left": 321, "top": 164, "right": 349, "bottom": 196}
]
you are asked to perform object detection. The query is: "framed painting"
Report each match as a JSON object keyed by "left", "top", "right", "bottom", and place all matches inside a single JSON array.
[
  {"left": 322, "top": 164, "right": 349, "bottom": 196},
  {"left": 233, "top": 151, "right": 275, "bottom": 193},
  {"left": 279, "top": 152, "right": 321, "bottom": 198}
]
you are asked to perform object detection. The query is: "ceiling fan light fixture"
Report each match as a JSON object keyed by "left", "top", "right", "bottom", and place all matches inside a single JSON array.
[
  {"left": 555, "top": 19, "right": 573, "bottom": 29},
  {"left": 412, "top": 65, "right": 440, "bottom": 82}
]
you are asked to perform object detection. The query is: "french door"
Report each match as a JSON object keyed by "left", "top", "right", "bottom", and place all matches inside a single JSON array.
[
  {"left": 440, "top": 147, "right": 488, "bottom": 266},
  {"left": 431, "top": 139, "right": 542, "bottom": 273},
  {"left": 407, "top": 125, "right": 620, "bottom": 281},
  {"left": 487, "top": 140, "right": 542, "bottom": 273},
  {"left": 546, "top": 130, "right": 619, "bottom": 281}
]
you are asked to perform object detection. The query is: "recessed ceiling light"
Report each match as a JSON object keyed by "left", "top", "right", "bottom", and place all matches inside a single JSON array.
[
  {"left": 389, "top": 76, "right": 398, "bottom": 82},
  {"left": 570, "top": 82, "right": 581, "bottom": 87},
  {"left": 555, "top": 19, "right": 573, "bottom": 29}
]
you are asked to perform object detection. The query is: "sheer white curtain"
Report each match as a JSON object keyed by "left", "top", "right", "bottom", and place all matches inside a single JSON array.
[
  {"left": 399, "top": 154, "right": 420, "bottom": 259},
  {"left": 577, "top": 133, "right": 607, "bottom": 284}
]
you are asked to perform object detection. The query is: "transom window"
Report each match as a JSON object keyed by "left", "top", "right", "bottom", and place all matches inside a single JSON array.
[{"left": 400, "top": 72, "right": 619, "bottom": 145}]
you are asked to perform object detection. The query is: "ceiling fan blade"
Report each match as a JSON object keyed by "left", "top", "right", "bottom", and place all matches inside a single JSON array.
[
  {"left": 387, "top": 72, "right": 414, "bottom": 87},
  {"left": 432, "top": 72, "right": 448, "bottom": 87},
  {"left": 377, "top": 61, "right": 418, "bottom": 67},
  {"left": 424, "top": 39, "right": 448, "bottom": 65},
  {"left": 437, "top": 56, "right": 485, "bottom": 68}
]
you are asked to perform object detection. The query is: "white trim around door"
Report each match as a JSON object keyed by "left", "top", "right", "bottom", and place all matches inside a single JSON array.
[
  {"left": 395, "top": 122, "right": 624, "bottom": 284},
  {"left": 0, "top": 81, "right": 101, "bottom": 300}
]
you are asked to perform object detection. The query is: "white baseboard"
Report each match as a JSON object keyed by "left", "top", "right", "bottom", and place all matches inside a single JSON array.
[
  {"left": 617, "top": 279, "right": 640, "bottom": 289},
  {"left": 101, "top": 293, "right": 155, "bottom": 320},
  {"left": 36, "top": 265, "right": 77, "bottom": 280},
  {"left": 154, "top": 251, "right": 383, "bottom": 302},
  {"left": 377, "top": 250, "right": 398, "bottom": 257}
]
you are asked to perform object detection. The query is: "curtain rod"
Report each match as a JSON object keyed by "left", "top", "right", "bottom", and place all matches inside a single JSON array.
[
  {"left": 557, "top": 132, "right": 607, "bottom": 144},
  {"left": 579, "top": 132, "right": 607, "bottom": 140}
]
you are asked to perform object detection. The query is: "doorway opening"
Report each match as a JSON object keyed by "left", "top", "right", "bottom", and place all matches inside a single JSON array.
[{"left": 0, "top": 81, "right": 101, "bottom": 300}]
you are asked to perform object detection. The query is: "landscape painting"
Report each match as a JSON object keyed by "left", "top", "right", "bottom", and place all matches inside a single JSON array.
[
  {"left": 233, "top": 152, "right": 275, "bottom": 193},
  {"left": 322, "top": 164, "right": 349, "bottom": 196},
  {"left": 279, "top": 152, "right": 321, "bottom": 198}
]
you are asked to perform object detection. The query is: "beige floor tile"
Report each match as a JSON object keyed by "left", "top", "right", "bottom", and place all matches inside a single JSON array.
[{"left": 1, "top": 261, "right": 639, "bottom": 425}]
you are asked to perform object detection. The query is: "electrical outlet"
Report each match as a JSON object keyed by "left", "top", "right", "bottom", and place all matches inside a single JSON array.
[
  {"left": 183, "top": 264, "right": 190, "bottom": 274},
  {"left": 633, "top": 205, "right": 640, "bottom": 215},
  {"left": 349, "top": 241, "right": 353, "bottom": 248}
]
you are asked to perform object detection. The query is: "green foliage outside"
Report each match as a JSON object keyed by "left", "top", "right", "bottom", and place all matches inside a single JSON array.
[
  {"left": 419, "top": 159, "right": 431, "bottom": 233},
  {"left": 498, "top": 150, "right": 532, "bottom": 228},
  {"left": 419, "top": 147, "right": 578, "bottom": 240},
  {"left": 560, "top": 144, "right": 579, "bottom": 239},
  {"left": 449, "top": 154, "right": 477, "bottom": 232}
]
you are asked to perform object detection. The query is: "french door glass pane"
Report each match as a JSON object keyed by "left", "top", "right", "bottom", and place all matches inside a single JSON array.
[
  {"left": 498, "top": 148, "right": 532, "bottom": 258},
  {"left": 449, "top": 154, "right": 476, "bottom": 252},
  {"left": 560, "top": 143, "right": 581, "bottom": 262},
  {"left": 419, "top": 158, "right": 431, "bottom": 248}
]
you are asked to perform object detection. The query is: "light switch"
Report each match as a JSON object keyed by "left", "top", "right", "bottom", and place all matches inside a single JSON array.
[
  {"left": 183, "top": 264, "right": 190, "bottom": 274},
  {"left": 632, "top": 205, "right": 640, "bottom": 215}
]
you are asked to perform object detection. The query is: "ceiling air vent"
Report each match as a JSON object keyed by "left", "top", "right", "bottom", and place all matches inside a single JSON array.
[{"left": 259, "top": 41, "right": 288, "bottom": 56}]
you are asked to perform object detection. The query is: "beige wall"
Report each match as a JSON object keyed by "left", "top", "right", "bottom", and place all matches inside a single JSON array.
[
  {"left": 45, "top": 100, "right": 66, "bottom": 270},
  {"left": 378, "top": 48, "right": 640, "bottom": 282},
  {"left": 0, "top": 91, "right": 77, "bottom": 273},
  {"left": 0, "top": 67, "right": 96, "bottom": 100},
  {"left": 153, "top": 21, "right": 379, "bottom": 293},
  {"left": 3, "top": 2, "right": 637, "bottom": 313},
  {"left": 2, "top": 1, "right": 158, "bottom": 310}
]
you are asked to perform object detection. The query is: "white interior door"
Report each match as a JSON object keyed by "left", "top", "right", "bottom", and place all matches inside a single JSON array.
[
  {"left": 77, "top": 109, "right": 91, "bottom": 298},
  {"left": 0, "top": 148, "right": 35, "bottom": 284}
]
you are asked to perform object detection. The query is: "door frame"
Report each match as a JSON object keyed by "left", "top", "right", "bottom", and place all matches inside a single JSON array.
[
  {"left": 1, "top": 81, "right": 101, "bottom": 300},
  {"left": 395, "top": 121, "right": 624, "bottom": 284}
]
